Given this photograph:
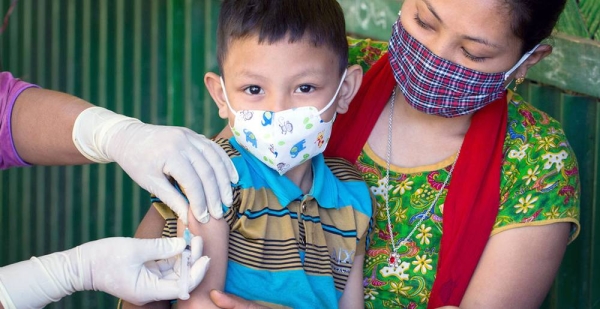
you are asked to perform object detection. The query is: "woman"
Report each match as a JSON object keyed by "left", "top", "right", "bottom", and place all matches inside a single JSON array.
[
  {"left": 215, "top": 0, "right": 580, "bottom": 308},
  {"left": 326, "top": 0, "right": 580, "bottom": 308}
]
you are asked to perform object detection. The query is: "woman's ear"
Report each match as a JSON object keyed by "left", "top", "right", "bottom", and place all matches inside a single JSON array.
[
  {"left": 335, "top": 64, "right": 363, "bottom": 114},
  {"left": 204, "top": 72, "right": 230, "bottom": 119},
  {"left": 512, "top": 44, "right": 553, "bottom": 80}
]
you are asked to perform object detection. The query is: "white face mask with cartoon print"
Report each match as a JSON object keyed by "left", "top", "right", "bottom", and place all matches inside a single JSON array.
[{"left": 220, "top": 70, "right": 346, "bottom": 175}]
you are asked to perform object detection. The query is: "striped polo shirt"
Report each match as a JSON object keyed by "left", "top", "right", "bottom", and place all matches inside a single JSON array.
[{"left": 156, "top": 138, "right": 375, "bottom": 308}]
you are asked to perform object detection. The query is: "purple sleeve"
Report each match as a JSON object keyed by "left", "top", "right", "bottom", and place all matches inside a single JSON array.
[{"left": 0, "top": 71, "right": 39, "bottom": 169}]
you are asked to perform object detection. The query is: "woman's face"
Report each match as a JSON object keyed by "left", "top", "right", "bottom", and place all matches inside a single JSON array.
[{"left": 400, "top": 0, "right": 524, "bottom": 74}]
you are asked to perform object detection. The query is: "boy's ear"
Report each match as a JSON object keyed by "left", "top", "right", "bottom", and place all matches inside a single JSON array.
[
  {"left": 204, "top": 72, "right": 230, "bottom": 119},
  {"left": 335, "top": 64, "right": 363, "bottom": 114}
]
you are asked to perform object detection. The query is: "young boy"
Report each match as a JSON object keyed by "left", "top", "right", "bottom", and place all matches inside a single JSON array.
[{"left": 124, "top": 0, "right": 374, "bottom": 308}]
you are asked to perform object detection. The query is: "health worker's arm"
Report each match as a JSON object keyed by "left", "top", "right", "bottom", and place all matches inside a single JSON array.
[
  {"left": 11, "top": 87, "right": 93, "bottom": 165},
  {"left": 7, "top": 78, "right": 238, "bottom": 223}
]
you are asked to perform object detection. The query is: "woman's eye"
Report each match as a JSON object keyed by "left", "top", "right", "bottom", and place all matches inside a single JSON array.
[
  {"left": 414, "top": 14, "right": 431, "bottom": 30},
  {"left": 461, "top": 48, "right": 486, "bottom": 63},
  {"left": 296, "top": 85, "right": 316, "bottom": 93},
  {"left": 244, "top": 85, "right": 264, "bottom": 95}
]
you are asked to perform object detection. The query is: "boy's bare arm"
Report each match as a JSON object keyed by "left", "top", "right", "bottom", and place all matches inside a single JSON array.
[
  {"left": 338, "top": 254, "right": 365, "bottom": 309},
  {"left": 135, "top": 206, "right": 170, "bottom": 239},
  {"left": 177, "top": 209, "right": 230, "bottom": 309}
]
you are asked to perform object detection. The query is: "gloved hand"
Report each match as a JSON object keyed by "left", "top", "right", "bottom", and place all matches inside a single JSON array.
[
  {"left": 72, "top": 106, "right": 239, "bottom": 224},
  {"left": 0, "top": 237, "right": 209, "bottom": 309}
]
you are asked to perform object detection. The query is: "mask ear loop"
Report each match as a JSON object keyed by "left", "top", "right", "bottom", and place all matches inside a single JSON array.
[
  {"left": 219, "top": 77, "right": 240, "bottom": 132},
  {"left": 504, "top": 44, "right": 540, "bottom": 83},
  {"left": 317, "top": 69, "right": 348, "bottom": 115},
  {"left": 220, "top": 77, "right": 238, "bottom": 114}
]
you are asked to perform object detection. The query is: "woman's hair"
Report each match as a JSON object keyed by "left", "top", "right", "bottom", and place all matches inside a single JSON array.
[
  {"left": 504, "top": 0, "right": 567, "bottom": 54},
  {"left": 216, "top": 0, "right": 349, "bottom": 74}
]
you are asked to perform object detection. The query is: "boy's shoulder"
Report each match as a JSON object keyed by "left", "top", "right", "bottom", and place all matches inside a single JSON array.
[{"left": 213, "top": 137, "right": 241, "bottom": 158}]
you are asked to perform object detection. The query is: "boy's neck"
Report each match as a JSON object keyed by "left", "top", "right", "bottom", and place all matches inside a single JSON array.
[{"left": 284, "top": 161, "right": 314, "bottom": 194}]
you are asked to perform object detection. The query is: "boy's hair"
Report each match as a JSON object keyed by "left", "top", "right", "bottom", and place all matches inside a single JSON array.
[{"left": 217, "top": 0, "right": 349, "bottom": 74}]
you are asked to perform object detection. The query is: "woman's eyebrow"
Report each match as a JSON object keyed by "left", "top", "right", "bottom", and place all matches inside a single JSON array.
[
  {"left": 422, "top": 0, "right": 443, "bottom": 23},
  {"left": 462, "top": 35, "right": 502, "bottom": 49},
  {"left": 421, "top": 0, "right": 501, "bottom": 49}
]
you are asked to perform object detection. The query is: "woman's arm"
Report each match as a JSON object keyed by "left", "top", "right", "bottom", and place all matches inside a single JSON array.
[
  {"left": 338, "top": 254, "right": 365, "bottom": 309},
  {"left": 459, "top": 223, "right": 570, "bottom": 309},
  {"left": 177, "top": 209, "right": 229, "bottom": 309},
  {"left": 11, "top": 87, "right": 93, "bottom": 165}
]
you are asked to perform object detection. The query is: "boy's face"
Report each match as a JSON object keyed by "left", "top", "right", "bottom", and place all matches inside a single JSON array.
[{"left": 218, "top": 35, "right": 344, "bottom": 126}]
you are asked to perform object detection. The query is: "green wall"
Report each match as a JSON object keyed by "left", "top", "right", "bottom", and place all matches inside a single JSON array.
[{"left": 1, "top": 0, "right": 598, "bottom": 308}]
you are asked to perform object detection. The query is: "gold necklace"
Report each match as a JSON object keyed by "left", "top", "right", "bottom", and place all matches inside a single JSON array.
[{"left": 381, "top": 89, "right": 460, "bottom": 276}]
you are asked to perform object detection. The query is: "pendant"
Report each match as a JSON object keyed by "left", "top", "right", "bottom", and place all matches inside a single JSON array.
[
  {"left": 388, "top": 252, "right": 401, "bottom": 268},
  {"left": 381, "top": 254, "right": 410, "bottom": 281}
]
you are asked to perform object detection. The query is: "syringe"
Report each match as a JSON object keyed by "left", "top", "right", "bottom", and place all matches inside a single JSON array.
[{"left": 178, "top": 227, "right": 192, "bottom": 300}]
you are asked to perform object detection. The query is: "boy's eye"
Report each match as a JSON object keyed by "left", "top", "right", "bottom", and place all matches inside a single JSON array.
[
  {"left": 295, "top": 85, "right": 316, "bottom": 93},
  {"left": 244, "top": 85, "right": 264, "bottom": 95}
]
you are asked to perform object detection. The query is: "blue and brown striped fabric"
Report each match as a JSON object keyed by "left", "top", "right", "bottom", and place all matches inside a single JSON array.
[{"left": 155, "top": 138, "right": 376, "bottom": 308}]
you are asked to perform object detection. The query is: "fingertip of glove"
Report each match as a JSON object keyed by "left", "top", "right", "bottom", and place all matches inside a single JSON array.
[
  {"left": 199, "top": 256, "right": 211, "bottom": 269},
  {"left": 172, "top": 207, "right": 188, "bottom": 225},
  {"left": 198, "top": 211, "right": 210, "bottom": 224},
  {"left": 211, "top": 204, "right": 224, "bottom": 218},
  {"left": 179, "top": 292, "right": 191, "bottom": 301},
  {"left": 192, "top": 256, "right": 210, "bottom": 271},
  {"left": 180, "top": 215, "right": 189, "bottom": 226},
  {"left": 231, "top": 172, "right": 240, "bottom": 184},
  {"left": 227, "top": 164, "right": 239, "bottom": 183}
]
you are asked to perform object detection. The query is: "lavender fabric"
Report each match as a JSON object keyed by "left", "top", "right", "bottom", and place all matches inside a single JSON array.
[{"left": 0, "top": 71, "right": 38, "bottom": 169}]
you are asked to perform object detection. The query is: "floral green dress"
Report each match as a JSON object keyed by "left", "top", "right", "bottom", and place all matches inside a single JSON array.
[{"left": 347, "top": 37, "right": 581, "bottom": 308}]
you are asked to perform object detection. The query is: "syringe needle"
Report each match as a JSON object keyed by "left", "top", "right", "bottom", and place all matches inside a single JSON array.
[{"left": 178, "top": 227, "right": 192, "bottom": 300}]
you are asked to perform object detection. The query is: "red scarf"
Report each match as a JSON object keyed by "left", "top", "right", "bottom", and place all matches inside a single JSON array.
[{"left": 325, "top": 53, "right": 506, "bottom": 307}]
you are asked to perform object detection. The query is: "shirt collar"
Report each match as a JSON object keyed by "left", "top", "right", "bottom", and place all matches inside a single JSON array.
[{"left": 230, "top": 138, "right": 339, "bottom": 209}]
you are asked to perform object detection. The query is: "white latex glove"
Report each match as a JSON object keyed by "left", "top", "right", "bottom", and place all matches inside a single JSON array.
[
  {"left": 0, "top": 237, "right": 209, "bottom": 309},
  {"left": 72, "top": 106, "right": 239, "bottom": 224}
]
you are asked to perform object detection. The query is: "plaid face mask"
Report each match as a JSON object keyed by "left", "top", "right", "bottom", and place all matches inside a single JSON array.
[{"left": 388, "top": 18, "right": 536, "bottom": 118}]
